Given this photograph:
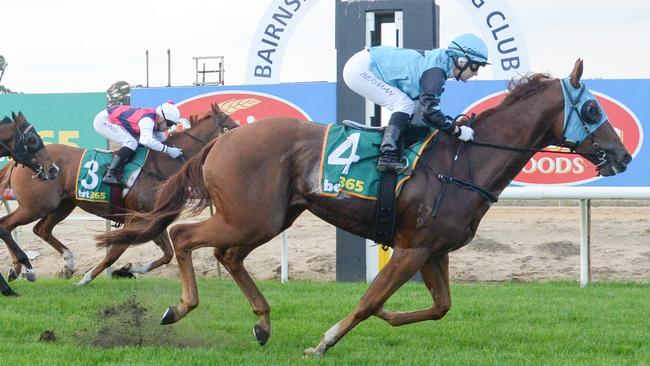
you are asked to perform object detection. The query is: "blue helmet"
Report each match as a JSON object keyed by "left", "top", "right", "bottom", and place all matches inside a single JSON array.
[{"left": 447, "top": 33, "right": 489, "bottom": 64}]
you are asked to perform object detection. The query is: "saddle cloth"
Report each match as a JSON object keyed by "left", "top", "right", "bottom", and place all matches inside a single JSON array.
[
  {"left": 319, "top": 123, "right": 437, "bottom": 200},
  {"left": 75, "top": 147, "right": 149, "bottom": 203}
]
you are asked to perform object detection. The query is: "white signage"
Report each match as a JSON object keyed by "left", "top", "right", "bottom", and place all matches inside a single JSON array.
[
  {"left": 246, "top": 0, "right": 319, "bottom": 84},
  {"left": 457, "top": 0, "right": 531, "bottom": 79}
]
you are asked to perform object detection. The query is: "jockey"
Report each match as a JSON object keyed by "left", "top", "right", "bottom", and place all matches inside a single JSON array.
[
  {"left": 342, "top": 33, "right": 489, "bottom": 172},
  {"left": 93, "top": 101, "right": 186, "bottom": 185}
]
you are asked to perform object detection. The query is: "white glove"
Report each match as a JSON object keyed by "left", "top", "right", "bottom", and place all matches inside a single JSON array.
[
  {"left": 164, "top": 146, "right": 183, "bottom": 158},
  {"left": 456, "top": 125, "right": 474, "bottom": 142},
  {"left": 165, "top": 119, "right": 191, "bottom": 138}
]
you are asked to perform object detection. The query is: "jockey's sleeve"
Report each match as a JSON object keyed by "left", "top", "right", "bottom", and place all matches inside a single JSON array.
[
  {"left": 152, "top": 131, "right": 168, "bottom": 142},
  {"left": 419, "top": 67, "right": 455, "bottom": 133},
  {"left": 137, "top": 117, "right": 166, "bottom": 152}
]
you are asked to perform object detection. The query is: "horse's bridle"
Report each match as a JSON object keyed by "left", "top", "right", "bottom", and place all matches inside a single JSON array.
[
  {"left": 180, "top": 111, "right": 234, "bottom": 146},
  {"left": 430, "top": 78, "right": 610, "bottom": 215},
  {"left": 142, "top": 111, "right": 235, "bottom": 181},
  {"left": 1, "top": 122, "right": 48, "bottom": 179}
]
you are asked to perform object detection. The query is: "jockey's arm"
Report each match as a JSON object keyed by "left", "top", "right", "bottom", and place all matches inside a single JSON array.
[
  {"left": 137, "top": 117, "right": 166, "bottom": 152},
  {"left": 419, "top": 67, "right": 456, "bottom": 134}
]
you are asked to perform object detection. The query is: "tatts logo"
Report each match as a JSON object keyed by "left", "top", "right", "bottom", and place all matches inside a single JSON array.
[
  {"left": 463, "top": 90, "right": 643, "bottom": 185},
  {"left": 176, "top": 90, "right": 311, "bottom": 125}
]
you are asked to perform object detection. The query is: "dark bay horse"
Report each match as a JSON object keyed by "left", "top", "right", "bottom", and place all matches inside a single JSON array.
[
  {"left": 0, "top": 112, "right": 59, "bottom": 296},
  {"left": 97, "top": 61, "right": 632, "bottom": 355},
  {"left": 0, "top": 104, "right": 237, "bottom": 285}
]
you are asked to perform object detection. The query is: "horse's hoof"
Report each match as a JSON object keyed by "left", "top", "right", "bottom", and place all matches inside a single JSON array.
[
  {"left": 23, "top": 271, "right": 36, "bottom": 282},
  {"left": 253, "top": 324, "right": 270, "bottom": 346},
  {"left": 7, "top": 268, "right": 18, "bottom": 282},
  {"left": 303, "top": 347, "right": 324, "bottom": 358},
  {"left": 1, "top": 288, "right": 19, "bottom": 297},
  {"left": 160, "top": 306, "right": 177, "bottom": 325},
  {"left": 111, "top": 264, "right": 136, "bottom": 279},
  {"left": 57, "top": 267, "right": 74, "bottom": 279}
]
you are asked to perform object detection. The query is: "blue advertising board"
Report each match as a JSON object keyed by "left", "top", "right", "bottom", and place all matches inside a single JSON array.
[
  {"left": 441, "top": 79, "right": 647, "bottom": 187},
  {"left": 132, "top": 79, "right": 647, "bottom": 187}
]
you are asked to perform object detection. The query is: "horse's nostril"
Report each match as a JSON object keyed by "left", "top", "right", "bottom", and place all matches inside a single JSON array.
[
  {"left": 48, "top": 166, "right": 59, "bottom": 178},
  {"left": 624, "top": 154, "right": 632, "bottom": 165}
]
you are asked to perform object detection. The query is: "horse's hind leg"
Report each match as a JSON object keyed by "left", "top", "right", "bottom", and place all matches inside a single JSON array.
[
  {"left": 32, "top": 200, "right": 76, "bottom": 278},
  {"left": 78, "top": 243, "right": 129, "bottom": 286},
  {"left": 161, "top": 215, "right": 254, "bottom": 325},
  {"left": 304, "top": 246, "right": 431, "bottom": 357},
  {"left": 374, "top": 253, "right": 451, "bottom": 325},
  {"left": 214, "top": 245, "right": 271, "bottom": 345},
  {"left": 0, "top": 273, "right": 18, "bottom": 297},
  {"left": 114, "top": 231, "right": 174, "bottom": 277}
]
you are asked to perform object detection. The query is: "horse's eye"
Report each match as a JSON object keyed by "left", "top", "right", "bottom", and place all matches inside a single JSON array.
[{"left": 26, "top": 135, "right": 39, "bottom": 148}]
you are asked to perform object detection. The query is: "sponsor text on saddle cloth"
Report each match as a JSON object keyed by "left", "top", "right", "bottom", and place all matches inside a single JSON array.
[
  {"left": 319, "top": 124, "right": 437, "bottom": 199},
  {"left": 75, "top": 147, "right": 149, "bottom": 202}
]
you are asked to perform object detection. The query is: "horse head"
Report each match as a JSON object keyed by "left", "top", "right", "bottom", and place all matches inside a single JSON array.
[
  {"left": 0, "top": 112, "right": 59, "bottom": 180},
  {"left": 559, "top": 59, "right": 632, "bottom": 176},
  {"left": 165, "top": 103, "right": 240, "bottom": 156}
]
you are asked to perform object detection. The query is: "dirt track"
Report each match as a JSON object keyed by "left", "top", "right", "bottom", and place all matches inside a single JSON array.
[{"left": 1, "top": 201, "right": 648, "bottom": 283}]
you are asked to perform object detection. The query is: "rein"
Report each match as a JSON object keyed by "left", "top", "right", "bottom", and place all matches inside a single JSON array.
[
  {"left": 180, "top": 111, "right": 233, "bottom": 146},
  {"left": 141, "top": 111, "right": 234, "bottom": 181},
  {"left": 429, "top": 97, "right": 609, "bottom": 216}
]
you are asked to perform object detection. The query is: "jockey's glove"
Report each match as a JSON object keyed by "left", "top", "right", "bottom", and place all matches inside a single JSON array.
[
  {"left": 166, "top": 123, "right": 186, "bottom": 138},
  {"left": 163, "top": 146, "right": 183, "bottom": 158},
  {"left": 454, "top": 125, "right": 475, "bottom": 142}
]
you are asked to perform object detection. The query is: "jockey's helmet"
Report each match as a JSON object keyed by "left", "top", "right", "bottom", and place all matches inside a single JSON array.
[
  {"left": 447, "top": 33, "right": 489, "bottom": 65},
  {"left": 156, "top": 102, "right": 181, "bottom": 126}
]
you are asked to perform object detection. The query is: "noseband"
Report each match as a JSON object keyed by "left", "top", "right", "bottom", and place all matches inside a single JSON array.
[
  {"left": 430, "top": 78, "right": 611, "bottom": 214},
  {"left": 0, "top": 123, "right": 48, "bottom": 178}
]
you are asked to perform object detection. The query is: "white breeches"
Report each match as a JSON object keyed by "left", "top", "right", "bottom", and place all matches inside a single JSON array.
[
  {"left": 93, "top": 110, "right": 138, "bottom": 150},
  {"left": 342, "top": 49, "right": 415, "bottom": 115}
]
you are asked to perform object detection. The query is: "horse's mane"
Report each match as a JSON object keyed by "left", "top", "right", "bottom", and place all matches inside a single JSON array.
[
  {"left": 476, "top": 73, "right": 553, "bottom": 121},
  {"left": 188, "top": 110, "right": 215, "bottom": 125}
]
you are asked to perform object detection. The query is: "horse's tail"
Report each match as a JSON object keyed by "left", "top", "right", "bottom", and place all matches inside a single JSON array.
[{"left": 95, "top": 140, "right": 216, "bottom": 247}]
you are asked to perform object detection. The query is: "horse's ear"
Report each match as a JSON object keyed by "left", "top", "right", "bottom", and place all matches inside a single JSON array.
[
  {"left": 1, "top": 116, "right": 11, "bottom": 124},
  {"left": 11, "top": 111, "right": 17, "bottom": 121},
  {"left": 570, "top": 59, "right": 583, "bottom": 88},
  {"left": 210, "top": 102, "right": 222, "bottom": 115}
]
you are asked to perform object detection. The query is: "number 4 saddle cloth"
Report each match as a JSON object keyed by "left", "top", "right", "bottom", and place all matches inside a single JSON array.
[
  {"left": 319, "top": 123, "right": 437, "bottom": 200},
  {"left": 75, "top": 147, "right": 149, "bottom": 203}
]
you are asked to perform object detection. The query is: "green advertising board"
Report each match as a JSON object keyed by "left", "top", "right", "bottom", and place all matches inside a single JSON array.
[{"left": 0, "top": 92, "right": 107, "bottom": 166}]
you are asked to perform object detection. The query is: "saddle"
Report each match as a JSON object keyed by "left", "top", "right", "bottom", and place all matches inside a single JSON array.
[{"left": 333, "top": 120, "right": 436, "bottom": 247}]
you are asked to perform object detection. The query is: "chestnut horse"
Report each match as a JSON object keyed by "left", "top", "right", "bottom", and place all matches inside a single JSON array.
[
  {"left": 0, "top": 112, "right": 59, "bottom": 296},
  {"left": 0, "top": 104, "right": 237, "bottom": 286},
  {"left": 98, "top": 61, "right": 632, "bottom": 355}
]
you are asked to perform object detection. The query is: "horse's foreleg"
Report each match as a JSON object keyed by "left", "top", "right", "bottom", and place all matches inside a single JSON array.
[
  {"left": 0, "top": 273, "right": 18, "bottom": 296},
  {"left": 375, "top": 253, "right": 451, "bottom": 326},
  {"left": 120, "top": 231, "right": 174, "bottom": 275},
  {"left": 0, "top": 210, "right": 42, "bottom": 282},
  {"left": 77, "top": 244, "right": 128, "bottom": 286},
  {"left": 215, "top": 246, "right": 271, "bottom": 346},
  {"left": 32, "top": 200, "right": 76, "bottom": 278},
  {"left": 304, "top": 247, "right": 431, "bottom": 357}
]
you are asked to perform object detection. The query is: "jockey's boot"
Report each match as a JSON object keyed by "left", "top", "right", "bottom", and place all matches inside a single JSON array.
[
  {"left": 102, "top": 147, "right": 135, "bottom": 186},
  {"left": 377, "top": 112, "right": 410, "bottom": 172},
  {"left": 102, "top": 155, "right": 123, "bottom": 186}
]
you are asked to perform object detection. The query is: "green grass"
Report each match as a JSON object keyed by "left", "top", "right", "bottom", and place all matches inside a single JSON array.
[{"left": 1, "top": 278, "right": 649, "bottom": 365}]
